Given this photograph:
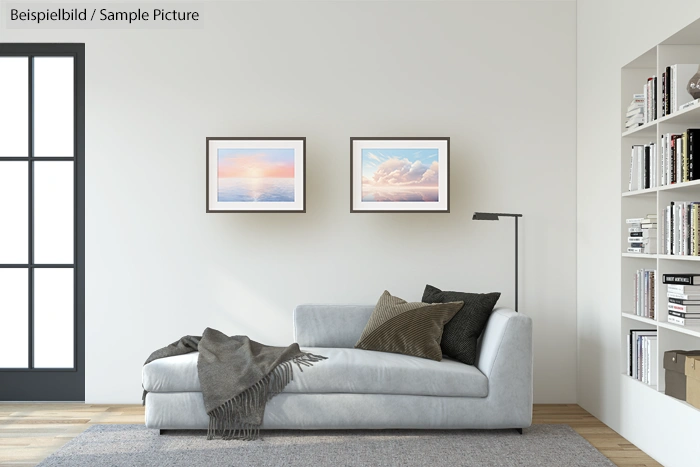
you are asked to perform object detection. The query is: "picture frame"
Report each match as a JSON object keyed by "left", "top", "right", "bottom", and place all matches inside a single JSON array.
[
  {"left": 206, "top": 137, "right": 306, "bottom": 213},
  {"left": 350, "top": 137, "right": 450, "bottom": 213}
]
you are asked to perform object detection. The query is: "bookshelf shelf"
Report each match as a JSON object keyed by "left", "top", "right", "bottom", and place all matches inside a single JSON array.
[
  {"left": 657, "top": 321, "right": 700, "bottom": 338},
  {"left": 622, "top": 374, "right": 658, "bottom": 392},
  {"left": 657, "top": 178, "right": 700, "bottom": 192},
  {"left": 622, "top": 312, "right": 657, "bottom": 326},
  {"left": 622, "top": 253, "right": 657, "bottom": 259},
  {"left": 622, "top": 120, "right": 656, "bottom": 138},
  {"left": 657, "top": 101, "right": 700, "bottom": 125},
  {"left": 656, "top": 254, "right": 700, "bottom": 261},
  {"left": 622, "top": 187, "right": 657, "bottom": 197},
  {"left": 621, "top": 37, "right": 700, "bottom": 423}
]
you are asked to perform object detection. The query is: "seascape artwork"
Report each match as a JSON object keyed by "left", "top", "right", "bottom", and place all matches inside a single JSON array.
[
  {"left": 361, "top": 148, "right": 439, "bottom": 202},
  {"left": 217, "top": 148, "right": 295, "bottom": 202}
]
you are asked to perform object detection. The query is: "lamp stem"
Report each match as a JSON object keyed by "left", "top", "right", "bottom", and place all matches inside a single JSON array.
[{"left": 515, "top": 216, "right": 518, "bottom": 312}]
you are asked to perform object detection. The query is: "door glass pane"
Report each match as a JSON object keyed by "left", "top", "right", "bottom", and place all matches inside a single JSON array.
[
  {"left": 0, "top": 162, "right": 28, "bottom": 263},
  {"left": 34, "top": 268, "right": 74, "bottom": 368},
  {"left": 0, "top": 269, "right": 29, "bottom": 368},
  {"left": 34, "top": 161, "right": 73, "bottom": 264},
  {"left": 0, "top": 57, "right": 28, "bottom": 158},
  {"left": 33, "top": 57, "right": 74, "bottom": 158}
]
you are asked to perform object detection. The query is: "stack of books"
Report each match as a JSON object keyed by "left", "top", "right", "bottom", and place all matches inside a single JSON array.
[
  {"left": 661, "top": 64, "right": 700, "bottom": 116},
  {"left": 634, "top": 269, "right": 656, "bottom": 318},
  {"left": 627, "top": 215, "right": 657, "bottom": 254},
  {"left": 627, "top": 329, "right": 658, "bottom": 385},
  {"left": 628, "top": 143, "right": 657, "bottom": 190},
  {"left": 626, "top": 94, "right": 645, "bottom": 128},
  {"left": 660, "top": 129, "right": 700, "bottom": 185},
  {"left": 661, "top": 202, "right": 700, "bottom": 255},
  {"left": 665, "top": 274, "right": 700, "bottom": 327}
]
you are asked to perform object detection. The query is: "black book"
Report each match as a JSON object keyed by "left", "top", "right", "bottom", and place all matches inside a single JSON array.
[
  {"left": 663, "top": 274, "right": 700, "bottom": 284},
  {"left": 653, "top": 76, "right": 657, "bottom": 121},
  {"left": 668, "top": 297, "right": 700, "bottom": 305},
  {"left": 665, "top": 66, "right": 671, "bottom": 115},
  {"left": 689, "top": 129, "right": 700, "bottom": 181},
  {"left": 630, "top": 232, "right": 643, "bottom": 237},
  {"left": 644, "top": 145, "right": 650, "bottom": 189},
  {"left": 669, "top": 310, "right": 700, "bottom": 318},
  {"left": 662, "top": 72, "right": 666, "bottom": 117}
]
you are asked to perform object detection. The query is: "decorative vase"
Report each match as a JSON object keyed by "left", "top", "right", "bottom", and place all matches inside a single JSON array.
[{"left": 688, "top": 66, "right": 700, "bottom": 99}]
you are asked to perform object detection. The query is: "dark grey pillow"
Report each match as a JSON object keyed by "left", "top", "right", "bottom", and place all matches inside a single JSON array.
[{"left": 422, "top": 284, "right": 501, "bottom": 365}]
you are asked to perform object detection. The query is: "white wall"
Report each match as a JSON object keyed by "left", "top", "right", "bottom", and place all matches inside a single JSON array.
[
  {"left": 577, "top": 1, "right": 700, "bottom": 466},
  {"left": 1, "top": 1, "right": 576, "bottom": 404}
]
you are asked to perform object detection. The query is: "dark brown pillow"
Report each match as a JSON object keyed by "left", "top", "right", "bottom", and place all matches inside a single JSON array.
[
  {"left": 355, "top": 290, "right": 462, "bottom": 361},
  {"left": 422, "top": 284, "right": 501, "bottom": 365}
]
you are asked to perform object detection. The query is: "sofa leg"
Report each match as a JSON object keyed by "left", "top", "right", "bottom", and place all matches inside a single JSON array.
[
  {"left": 159, "top": 429, "right": 165, "bottom": 435},
  {"left": 515, "top": 428, "right": 523, "bottom": 435}
]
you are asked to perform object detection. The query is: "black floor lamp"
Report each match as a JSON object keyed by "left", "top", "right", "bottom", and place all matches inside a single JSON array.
[{"left": 472, "top": 212, "right": 523, "bottom": 312}]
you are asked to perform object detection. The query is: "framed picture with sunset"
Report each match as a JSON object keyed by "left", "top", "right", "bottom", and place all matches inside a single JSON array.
[
  {"left": 206, "top": 137, "right": 305, "bottom": 212},
  {"left": 350, "top": 137, "right": 449, "bottom": 213}
]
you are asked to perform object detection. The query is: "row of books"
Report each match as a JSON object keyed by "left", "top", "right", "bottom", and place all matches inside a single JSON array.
[
  {"left": 660, "top": 130, "right": 700, "bottom": 185},
  {"left": 627, "top": 329, "right": 657, "bottom": 385},
  {"left": 661, "top": 202, "right": 700, "bottom": 256},
  {"left": 665, "top": 276, "right": 700, "bottom": 327},
  {"left": 662, "top": 64, "right": 700, "bottom": 117},
  {"left": 628, "top": 143, "right": 657, "bottom": 190},
  {"left": 633, "top": 269, "right": 656, "bottom": 319},
  {"left": 625, "top": 64, "right": 700, "bottom": 129},
  {"left": 626, "top": 215, "right": 657, "bottom": 254}
]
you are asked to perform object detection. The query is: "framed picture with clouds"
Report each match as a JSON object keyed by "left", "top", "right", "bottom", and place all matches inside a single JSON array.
[{"left": 350, "top": 137, "right": 450, "bottom": 213}]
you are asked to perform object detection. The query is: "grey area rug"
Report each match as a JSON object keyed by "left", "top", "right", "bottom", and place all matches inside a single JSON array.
[{"left": 37, "top": 424, "right": 615, "bottom": 467}]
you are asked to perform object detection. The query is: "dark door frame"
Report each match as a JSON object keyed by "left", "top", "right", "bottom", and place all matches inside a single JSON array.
[{"left": 0, "top": 43, "right": 85, "bottom": 401}]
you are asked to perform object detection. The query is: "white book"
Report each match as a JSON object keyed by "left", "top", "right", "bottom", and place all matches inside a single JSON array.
[
  {"left": 661, "top": 134, "right": 666, "bottom": 186},
  {"left": 680, "top": 98, "right": 700, "bottom": 111},
  {"left": 667, "top": 292, "right": 700, "bottom": 300},
  {"left": 630, "top": 148, "right": 639, "bottom": 191},
  {"left": 672, "top": 64, "right": 700, "bottom": 112},
  {"left": 667, "top": 284, "right": 700, "bottom": 293},
  {"left": 647, "top": 337, "right": 658, "bottom": 385}
]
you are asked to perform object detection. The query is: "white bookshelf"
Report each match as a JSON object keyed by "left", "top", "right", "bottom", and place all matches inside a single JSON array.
[{"left": 621, "top": 29, "right": 700, "bottom": 402}]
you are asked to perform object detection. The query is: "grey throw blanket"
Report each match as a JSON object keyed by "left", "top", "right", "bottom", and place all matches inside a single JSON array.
[{"left": 143, "top": 328, "right": 327, "bottom": 440}]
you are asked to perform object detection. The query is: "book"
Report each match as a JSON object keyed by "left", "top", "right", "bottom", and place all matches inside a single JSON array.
[
  {"left": 668, "top": 303, "right": 700, "bottom": 312},
  {"left": 668, "top": 315, "right": 700, "bottom": 326},
  {"left": 680, "top": 98, "right": 700, "bottom": 111},
  {"left": 664, "top": 66, "right": 671, "bottom": 115},
  {"left": 672, "top": 65, "right": 700, "bottom": 113},
  {"left": 668, "top": 310, "right": 700, "bottom": 317},
  {"left": 663, "top": 274, "right": 700, "bottom": 284},
  {"left": 668, "top": 297, "right": 700, "bottom": 305},
  {"left": 667, "top": 292, "right": 700, "bottom": 300}
]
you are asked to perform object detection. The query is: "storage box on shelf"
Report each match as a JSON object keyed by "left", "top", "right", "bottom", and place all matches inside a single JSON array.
[{"left": 621, "top": 42, "right": 700, "bottom": 413}]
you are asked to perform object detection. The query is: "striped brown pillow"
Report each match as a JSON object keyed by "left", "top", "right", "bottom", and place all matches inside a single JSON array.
[{"left": 355, "top": 290, "right": 463, "bottom": 361}]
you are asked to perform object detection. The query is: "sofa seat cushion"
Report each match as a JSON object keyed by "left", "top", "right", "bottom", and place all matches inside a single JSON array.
[{"left": 142, "top": 347, "right": 488, "bottom": 398}]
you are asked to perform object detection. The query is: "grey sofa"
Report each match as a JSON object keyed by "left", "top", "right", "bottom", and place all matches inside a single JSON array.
[{"left": 143, "top": 305, "right": 533, "bottom": 430}]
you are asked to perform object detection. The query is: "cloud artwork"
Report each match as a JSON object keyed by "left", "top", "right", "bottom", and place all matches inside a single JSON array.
[{"left": 361, "top": 148, "right": 439, "bottom": 202}]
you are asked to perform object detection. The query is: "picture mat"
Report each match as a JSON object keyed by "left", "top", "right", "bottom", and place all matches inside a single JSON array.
[
  {"left": 208, "top": 139, "right": 304, "bottom": 211},
  {"left": 352, "top": 139, "right": 448, "bottom": 211}
]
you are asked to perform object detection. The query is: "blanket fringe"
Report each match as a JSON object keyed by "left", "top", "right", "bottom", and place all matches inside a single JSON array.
[{"left": 206, "top": 352, "right": 327, "bottom": 441}]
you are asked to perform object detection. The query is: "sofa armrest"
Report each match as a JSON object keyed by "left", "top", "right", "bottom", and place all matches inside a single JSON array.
[{"left": 476, "top": 307, "right": 533, "bottom": 424}]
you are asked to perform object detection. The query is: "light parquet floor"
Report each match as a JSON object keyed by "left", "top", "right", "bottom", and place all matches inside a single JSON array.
[{"left": 0, "top": 403, "right": 662, "bottom": 467}]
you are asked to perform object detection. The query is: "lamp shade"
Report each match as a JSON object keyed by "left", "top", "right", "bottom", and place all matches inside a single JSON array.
[{"left": 472, "top": 212, "right": 500, "bottom": 221}]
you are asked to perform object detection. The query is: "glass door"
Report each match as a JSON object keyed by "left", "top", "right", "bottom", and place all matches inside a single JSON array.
[{"left": 0, "top": 44, "right": 84, "bottom": 400}]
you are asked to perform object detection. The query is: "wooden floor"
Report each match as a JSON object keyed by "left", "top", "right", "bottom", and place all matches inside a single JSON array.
[{"left": 0, "top": 403, "right": 661, "bottom": 467}]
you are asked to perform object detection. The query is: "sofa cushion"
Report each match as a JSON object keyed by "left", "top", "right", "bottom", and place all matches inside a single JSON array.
[
  {"left": 422, "top": 285, "right": 501, "bottom": 365},
  {"left": 355, "top": 290, "right": 463, "bottom": 361},
  {"left": 142, "top": 347, "right": 488, "bottom": 398}
]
